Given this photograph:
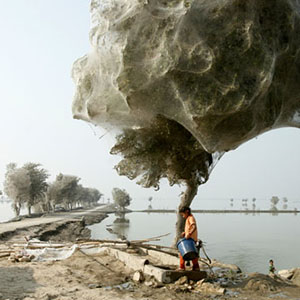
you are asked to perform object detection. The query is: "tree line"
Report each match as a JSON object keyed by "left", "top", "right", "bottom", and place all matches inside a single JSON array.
[{"left": 3, "top": 162, "right": 103, "bottom": 216}]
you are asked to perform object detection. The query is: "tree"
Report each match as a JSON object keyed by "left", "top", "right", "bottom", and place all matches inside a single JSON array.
[
  {"left": 148, "top": 196, "right": 153, "bottom": 210},
  {"left": 112, "top": 188, "right": 131, "bottom": 211},
  {"left": 46, "top": 182, "right": 61, "bottom": 211},
  {"left": 80, "top": 187, "right": 103, "bottom": 207},
  {"left": 50, "top": 173, "right": 80, "bottom": 210},
  {"left": 270, "top": 196, "right": 280, "bottom": 206},
  {"left": 4, "top": 164, "right": 30, "bottom": 216},
  {"left": 270, "top": 196, "right": 280, "bottom": 211},
  {"left": 110, "top": 116, "right": 214, "bottom": 241},
  {"left": 88, "top": 188, "right": 103, "bottom": 206},
  {"left": 22, "top": 163, "right": 49, "bottom": 215},
  {"left": 47, "top": 178, "right": 102, "bottom": 210}
]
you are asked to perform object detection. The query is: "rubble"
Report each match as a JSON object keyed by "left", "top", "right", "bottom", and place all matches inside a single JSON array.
[{"left": 132, "top": 270, "right": 145, "bottom": 283}]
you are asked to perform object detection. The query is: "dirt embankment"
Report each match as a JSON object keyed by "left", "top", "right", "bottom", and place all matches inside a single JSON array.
[{"left": 0, "top": 206, "right": 113, "bottom": 242}]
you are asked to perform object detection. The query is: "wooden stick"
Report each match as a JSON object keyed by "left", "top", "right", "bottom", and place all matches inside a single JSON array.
[
  {"left": 76, "top": 239, "right": 128, "bottom": 245},
  {"left": 133, "top": 244, "right": 178, "bottom": 257},
  {"left": 0, "top": 253, "right": 10, "bottom": 258},
  {"left": 130, "top": 233, "right": 170, "bottom": 243}
]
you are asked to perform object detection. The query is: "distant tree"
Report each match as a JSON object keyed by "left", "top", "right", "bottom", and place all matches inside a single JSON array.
[
  {"left": 83, "top": 187, "right": 103, "bottom": 207},
  {"left": 22, "top": 163, "right": 49, "bottom": 215},
  {"left": 72, "top": 184, "right": 86, "bottom": 208},
  {"left": 46, "top": 182, "right": 61, "bottom": 211},
  {"left": 4, "top": 164, "right": 30, "bottom": 216},
  {"left": 252, "top": 198, "right": 256, "bottom": 203},
  {"left": 47, "top": 179, "right": 102, "bottom": 210},
  {"left": 112, "top": 188, "right": 131, "bottom": 211},
  {"left": 270, "top": 196, "right": 280, "bottom": 207},
  {"left": 283, "top": 197, "right": 288, "bottom": 203},
  {"left": 53, "top": 174, "right": 80, "bottom": 210},
  {"left": 90, "top": 188, "right": 103, "bottom": 205},
  {"left": 110, "top": 116, "right": 214, "bottom": 241},
  {"left": 148, "top": 196, "right": 153, "bottom": 210}
]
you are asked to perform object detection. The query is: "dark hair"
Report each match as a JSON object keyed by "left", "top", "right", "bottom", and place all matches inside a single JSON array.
[
  {"left": 269, "top": 259, "right": 273, "bottom": 263},
  {"left": 179, "top": 206, "right": 191, "bottom": 214}
]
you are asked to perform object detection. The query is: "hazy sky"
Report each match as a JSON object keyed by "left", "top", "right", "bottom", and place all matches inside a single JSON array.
[{"left": 0, "top": 1, "right": 299, "bottom": 209}]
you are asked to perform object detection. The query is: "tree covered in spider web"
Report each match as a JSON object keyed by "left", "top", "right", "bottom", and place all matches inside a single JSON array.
[{"left": 110, "top": 116, "right": 213, "bottom": 241}]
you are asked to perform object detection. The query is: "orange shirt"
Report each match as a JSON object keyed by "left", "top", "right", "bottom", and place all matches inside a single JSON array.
[{"left": 184, "top": 214, "right": 198, "bottom": 241}]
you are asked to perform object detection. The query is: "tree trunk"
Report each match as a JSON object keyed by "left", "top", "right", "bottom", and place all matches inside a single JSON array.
[
  {"left": 27, "top": 205, "right": 32, "bottom": 216},
  {"left": 173, "top": 180, "right": 199, "bottom": 246},
  {"left": 13, "top": 202, "right": 20, "bottom": 217}
]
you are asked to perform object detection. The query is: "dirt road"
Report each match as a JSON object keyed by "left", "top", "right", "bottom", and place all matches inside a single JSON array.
[{"left": 0, "top": 205, "right": 112, "bottom": 241}]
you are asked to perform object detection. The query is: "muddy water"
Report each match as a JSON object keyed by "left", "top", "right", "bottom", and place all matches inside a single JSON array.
[{"left": 89, "top": 212, "right": 300, "bottom": 274}]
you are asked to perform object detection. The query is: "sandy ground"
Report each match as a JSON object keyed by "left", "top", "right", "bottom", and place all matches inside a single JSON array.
[{"left": 0, "top": 250, "right": 300, "bottom": 300}]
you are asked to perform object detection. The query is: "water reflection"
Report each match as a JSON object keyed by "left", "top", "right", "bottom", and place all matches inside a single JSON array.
[{"left": 106, "top": 212, "right": 130, "bottom": 240}]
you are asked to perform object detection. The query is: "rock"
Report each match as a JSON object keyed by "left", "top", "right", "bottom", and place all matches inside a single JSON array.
[
  {"left": 132, "top": 270, "right": 145, "bottom": 283},
  {"left": 291, "top": 268, "right": 300, "bottom": 286},
  {"left": 19, "top": 256, "right": 31, "bottom": 262},
  {"left": 211, "top": 260, "right": 242, "bottom": 273},
  {"left": 72, "top": 0, "right": 300, "bottom": 155},
  {"left": 244, "top": 273, "right": 289, "bottom": 293},
  {"left": 8, "top": 255, "right": 16, "bottom": 263},
  {"left": 278, "top": 268, "right": 295, "bottom": 280},
  {"left": 144, "top": 281, "right": 153, "bottom": 287},
  {"left": 88, "top": 283, "right": 102, "bottom": 289},
  {"left": 175, "top": 276, "right": 189, "bottom": 285},
  {"left": 195, "top": 281, "right": 226, "bottom": 295}
]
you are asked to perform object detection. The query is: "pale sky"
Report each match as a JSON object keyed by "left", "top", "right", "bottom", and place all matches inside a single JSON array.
[{"left": 0, "top": 1, "right": 299, "bottom": 209}]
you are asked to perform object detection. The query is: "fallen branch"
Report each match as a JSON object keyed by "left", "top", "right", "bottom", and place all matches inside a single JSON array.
[{"left": 130, "top": 233, "right": 170, "bottom": 244}]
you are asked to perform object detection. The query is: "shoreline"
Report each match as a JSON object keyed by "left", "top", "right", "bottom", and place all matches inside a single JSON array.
[{"left": 0, "top": 204, "right": 116, "bottom": 242}]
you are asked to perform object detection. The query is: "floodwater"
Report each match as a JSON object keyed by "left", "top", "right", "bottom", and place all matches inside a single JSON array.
[
  {"left": 0, "top": 200, "right": 17, "bottom": 222},
  {"left": 1, "top": 198, "right": 299, "bottom": 274},
  {"left": 89, "top": 211, "right": 300, "bottom": 274},
  {"left": 0, "top": 199, "right": 26, "bottom": 222}
]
